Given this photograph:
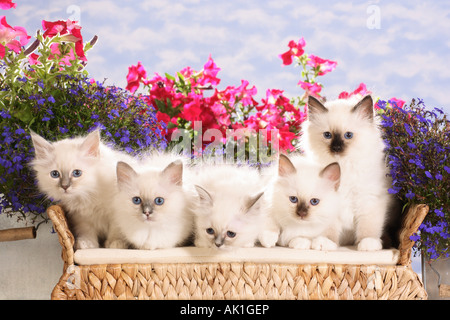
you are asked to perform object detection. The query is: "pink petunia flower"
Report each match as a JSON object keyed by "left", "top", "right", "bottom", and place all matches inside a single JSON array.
[
  {"left": 388, "top": 97, "right": 405, "bottom": 108},
  {"left": 0, "top": 0, "right": 16, "bottom": 10},
  {"left": 42, "top": 19, "right": 86, "bottom": 61},
  {"left": 338, "top": 82, "right": 371, "bottom": 99},
  {"left": 279, "top": 38, "right": 306, "bottom": 65},
  {"left": 126, "top": 61, "right": 147, "bottom": 93},
  {"left": 27, "top": 52, "right": 40, "bottom": 65},
  {"left": 199, "top": 54, "right": 221, "bottom": 86},
  {"left": 0, "top": 16, "right": 30, "bottom": 57},
  {"left": 307, "top": 54, "right": 337, "bottom": 76},
  {"left": 298, "top": 80, "right": 322, "bottom": 97}
]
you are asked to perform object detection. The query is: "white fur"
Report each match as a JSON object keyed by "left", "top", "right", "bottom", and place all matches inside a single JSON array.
[
  {"left": 30, "top": 130, "right": 134, "bottom": 249},
  {"left": 189, "top": 164, "right": 276, "bottom": 250},
  {"left": 301, "top": 96, "right": 393, "bottom": 251},
  {"left": 266, "top": 155, "right": 341, "bottom": 250},
  {"left": 107, "top": 154, "right": 193, "bottom": 250}
]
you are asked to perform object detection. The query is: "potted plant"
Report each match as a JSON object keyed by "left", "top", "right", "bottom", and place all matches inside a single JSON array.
[
  {"left": 379, "top": 98, "right": 449, "bottom": 299},
  {"left": 0, "top": 16, "right": 167, "bottom": 230}
]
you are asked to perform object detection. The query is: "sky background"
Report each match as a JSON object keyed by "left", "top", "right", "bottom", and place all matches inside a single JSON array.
[{"left": 4, "top": 0, "right": 450, "bottom": 115}]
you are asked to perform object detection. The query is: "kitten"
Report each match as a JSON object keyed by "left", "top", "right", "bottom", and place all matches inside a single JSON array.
[
  {"left": 301, "top": 95, "right": 397, "bottom": 251},
  {"left": 106, "top": 156, "right": 193, "bottom": 250},
  {"left": 30, "top": 130, "right": 133, "bottom": 249},
  {"left": 267, "top": 154, "right": 341, "bottom": 250},
  {"left": 190, "top": 164, "right": 276, "bottom": 249}
]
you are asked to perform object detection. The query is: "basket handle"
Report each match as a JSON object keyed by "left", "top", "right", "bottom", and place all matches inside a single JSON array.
[
  {"left": 398, "top": 204, "right": 429, "bottom": 266},
  {"left": 47, "top": 205, "right": 75, "bottom": 268}
]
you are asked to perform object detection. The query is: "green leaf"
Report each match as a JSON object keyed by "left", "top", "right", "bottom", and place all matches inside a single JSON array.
[{"left": 165, "top": 73, "right": 176, "bottom": 81}]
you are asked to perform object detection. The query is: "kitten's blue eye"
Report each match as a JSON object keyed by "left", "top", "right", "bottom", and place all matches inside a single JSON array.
[
  {"left": 50, "top": 170, "right": 60, "bottom": 178},
  {"left": 132, "top": 197, "right": 142, "bottom": 205},
  {"left": 206, "top": 228, "right": 215, "bottom": 235},
  {"left": 226, "top": 231, "right": 236, "bottom": 238},
  {"left": 323, "top": 132, "right": 332, "bottom": 139},
  {"left": 154, "top": 197, "right": 164, "bottom": 205},
  {"left": 310, "top": 198, "right": 320, "bottom": 206},
  {"left": 344, "top": 132, "right": 353, "bottom": 139},
  {"left": 72, "top": 169, "right": 82, "bottom": 177},
  {"left": 289, "top": 196, "right": 298, "bottom": 203}
]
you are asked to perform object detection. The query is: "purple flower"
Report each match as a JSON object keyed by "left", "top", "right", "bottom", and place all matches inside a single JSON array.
[
  {"left": 434, "top": 208, "right": 444, "bottom": 217},
  {"left": 407, "top": 141, "right": 416, "bottom": 149},
  {"left": 425, "top": 171, "right": 433, "bottom": 179},
  {"left": 388, "top": 187, "right": 399, "bottom": 194},
  {"left": 405, "top": 190, "right": 415, "bottom": 199},
  {"left": 404, "top": 123, "right": 414, "bottom": 136}
]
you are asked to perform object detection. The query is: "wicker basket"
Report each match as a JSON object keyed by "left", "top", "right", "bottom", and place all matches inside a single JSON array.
[{"left": 48, "top": 204, "right": 428, "bottom": 300}]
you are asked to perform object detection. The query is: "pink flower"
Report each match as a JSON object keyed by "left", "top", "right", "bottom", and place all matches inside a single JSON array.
[
  {"left": 307, "top": 54, "right": 337, "bottom": 76},
  {"left": 0, "top": 0, "right": 16, "bottom": 10},
  {"left": 180, "top": 94, "right": 203, "bottom": 122},
  {"left": 0, "top": 16, "right": 30, "bottom": 57},
  {"left": 217, "top": 80, "right": 258, "bottom": 108},
  {"left": 27, "top": 52, "right": 40, "bottom": 65},
  {"left": 298, "top": 80, "right": 322, "bottom": 97},
  {"left": 210, "top": 101, "right": 231, "bottom": 127},
  {"left": 338, "top": 83, "right": 371, "bottom": 99},
  {"left": 49, "top": 42, "right": 76, "bottom": 66},
  {"left": 279, "top": 38, "right": 306, "bottom": 65},
  {"left": 199, "top": 55, "right": 221, "bottom": 86},
  {"left": 388, "top": 97, "right": 405, "bottom": 109},
  {"left": 42, "top": 19, "right": 86, "bottom": 61},
  {"left": 126, "top": 61, "right": 147, "bottom": 93}
]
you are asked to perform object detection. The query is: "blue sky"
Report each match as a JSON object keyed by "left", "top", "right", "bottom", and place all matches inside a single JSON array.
[{"left": 5, "top": 0, "right": 450, "bottom": 115}]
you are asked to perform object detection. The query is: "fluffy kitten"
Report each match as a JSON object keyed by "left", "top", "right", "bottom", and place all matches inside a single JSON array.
[
  {"left": 30, "top": 130, "right": 133, "bottom": 249},
  {"left": 106, "top": 155, "right": 193, "bottom": 250},
  {"left": 267, "top": 154, "right": 341, "bottom": 250},
  {"left": 301, "top": 95, "right": 397, "bottom": 251},
  {"left": 190, "top": 164, "right": 276, "bottom": 249}
]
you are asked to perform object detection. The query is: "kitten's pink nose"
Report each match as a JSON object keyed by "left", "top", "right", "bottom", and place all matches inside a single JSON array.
[
  {"left": 297, "top": 210, "right": 308, "bottom": 219},
  {"left": 61, "top": 184, "right": 69, "bottom": 191}
]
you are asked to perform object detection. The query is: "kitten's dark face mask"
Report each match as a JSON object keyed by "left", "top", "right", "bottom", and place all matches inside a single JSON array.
[{"left": 322, "top": 130, "right": 354, "bottom": 156}]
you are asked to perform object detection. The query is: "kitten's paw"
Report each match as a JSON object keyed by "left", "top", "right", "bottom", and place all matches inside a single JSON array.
[
  {"left": 105, "top": 239, "right": 128, "bottom": 249},
  {"left": 311, "top": 236, "right": 338, "bottom": 251},
  {"left": 259, "top": 231, "right": 279, "bottom": 248},
  {"left": 357, "top": 237, "right": 382, "bottom": 251},
  {"left": 75, "top": 238, "right": 98, "bottom": 249},
  {"left": 289, "top": 237, "right": 311, "bottom": 250}
]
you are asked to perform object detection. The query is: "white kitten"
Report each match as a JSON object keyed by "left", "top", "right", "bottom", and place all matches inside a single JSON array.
[
  {"left": 267, "top": 154, "right": 341, "bottom": 250},
  {"left": 30, "top": 130, "right": 133, "bottom": 249},
  {"left": 301, "top": 95, "right": 395, "bottom": 251},
  {"left": 190, "top": 164, "right": 276, "bottom": 250},
  {"left": 107, "top": 156, "right": 193, "bottom": 250}
]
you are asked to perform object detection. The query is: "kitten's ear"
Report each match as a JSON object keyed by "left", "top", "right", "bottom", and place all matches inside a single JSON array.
[
  {"left": 80, "top": 130, "right": 100, "bottom": 157},
  {"left": 161, "top": 160, "right": 183, "bottom": 186},
  {"left": 352, "top": 95, "right": 374, "bottom": 121},
  {"left": 195, "top": 185, "right": 213, "bottom": 205},
  {"left": 307, "top": 95, "right": 328, "bottom": 116},
  {"left": 319, "top": 162, "right": 341, "bottom": 191},
  {"left": 245, "top": 191, "right": 264, "bottom": 213},
  {"left": 278, "top": 154, "right": 296, "bottom": 177},
  {"left": 30, "top": 130, "right": 54, "bottom": 159},
  {"left": 116, "top": 161, "right": 138, "bottom": 190}
]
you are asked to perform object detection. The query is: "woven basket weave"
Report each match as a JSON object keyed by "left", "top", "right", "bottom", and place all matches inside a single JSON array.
[{"left": 48, "top": 204, "right": 428, "bottom": 300}]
